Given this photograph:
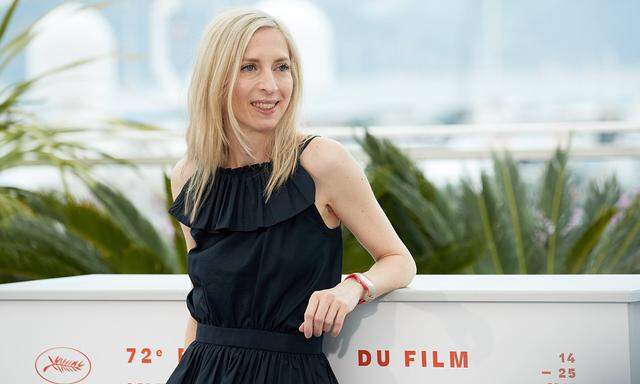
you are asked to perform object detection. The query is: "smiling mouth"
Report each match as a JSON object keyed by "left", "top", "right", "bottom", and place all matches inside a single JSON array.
[{"left": 251, "top": 101, "right": 279, "bottom": 111}]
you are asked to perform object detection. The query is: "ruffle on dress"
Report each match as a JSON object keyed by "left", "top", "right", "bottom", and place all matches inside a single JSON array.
[{"left": 168, "top": 160, "right": 316, "bottom": 233}]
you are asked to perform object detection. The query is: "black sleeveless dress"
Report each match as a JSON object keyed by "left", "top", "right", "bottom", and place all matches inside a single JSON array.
[{"left": 165, "top": 135, "right": 342, "bottom": 383}]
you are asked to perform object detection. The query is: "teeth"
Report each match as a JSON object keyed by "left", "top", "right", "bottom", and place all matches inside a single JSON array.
[{"left": 252, "top": 102, "right": 277, "bottom": 110}]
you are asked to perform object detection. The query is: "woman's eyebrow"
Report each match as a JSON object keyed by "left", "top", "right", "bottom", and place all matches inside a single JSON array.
[{"left": 242, "top": 57, "right": 290, "bottom": 63}]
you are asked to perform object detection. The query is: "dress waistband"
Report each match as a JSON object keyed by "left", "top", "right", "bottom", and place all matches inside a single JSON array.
[{"left": 195, "top": 323, "right": 324, "bottom": 355}]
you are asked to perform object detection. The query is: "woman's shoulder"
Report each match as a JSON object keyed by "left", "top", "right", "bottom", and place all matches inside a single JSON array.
[
  {"left": 299, "top": 134, "right": 353, "bottom": 185},
  {"left": 169, "top": 156, "right": 196, "bottom": 200}
]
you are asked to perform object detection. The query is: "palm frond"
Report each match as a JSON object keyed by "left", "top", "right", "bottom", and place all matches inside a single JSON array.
[
  {"left": 86, "top": 180, "right": 179, "bottom": 273},
  {"left": 493, "top": 152, "right": 527, "bottom": 273},
  {"left": 564, "top": 206, "right": 616, "bottom": 273},
  {"left": 0, "top": 214, "right": 111, "bottom": 281},
  {"left": 0, "top": 0, "right": 19, "bottom": 46},
  {"left": 475, "top": 174, "right": 504, "bottom": 273},
  {"left": 598, "top": 194, "right": 640, "bottom": 273},
  {"left": 164, "top": 170, "right": 187, "bottom": 272},
  {"left": 538, "top": 148, "right": 572, "bottom": 273}
]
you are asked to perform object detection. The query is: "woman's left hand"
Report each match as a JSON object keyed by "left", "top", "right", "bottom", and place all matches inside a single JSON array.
[{"left": 298, "top": 279, "right": 363, "bottom": 338}]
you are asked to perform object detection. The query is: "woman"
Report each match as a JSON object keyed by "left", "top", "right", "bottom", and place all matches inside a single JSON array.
[{"left": 166, "top": 7, "right": 416, "bottom": 384}]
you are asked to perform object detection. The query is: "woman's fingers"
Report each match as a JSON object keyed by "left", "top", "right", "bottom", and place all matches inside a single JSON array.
[
  {"left": 323, "top": 300, "right": 340, "bottom": 333},
  {"left": 303, "top": 292, "right": 319, "bottom": 338},
  {"left": 301, "top": 290, "right": 352, "bottom": 338},
  {"left": 313, "top": 292, "right": 333, "bottom": 337},
  {"left": 331, "top": 304, "right": 348, "bottom": 337}
]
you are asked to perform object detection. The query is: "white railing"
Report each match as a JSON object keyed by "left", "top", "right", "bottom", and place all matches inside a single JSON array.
[{"left": 14, "top": 121, "right": 640, "bottom": 166}]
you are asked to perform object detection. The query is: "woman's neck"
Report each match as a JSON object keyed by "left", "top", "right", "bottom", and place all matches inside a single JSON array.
[{"left": 224, "top": 131, "right": 273, "bottom": 168}]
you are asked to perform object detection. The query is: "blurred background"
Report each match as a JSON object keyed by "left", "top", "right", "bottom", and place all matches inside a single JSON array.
[{"left": 0, "top": 0, "right": 638, "bottom": 281}]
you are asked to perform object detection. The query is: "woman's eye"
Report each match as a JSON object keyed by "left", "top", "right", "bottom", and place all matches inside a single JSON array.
[{"left": 241, "top": 63, "right": 290, "bottom": 72}]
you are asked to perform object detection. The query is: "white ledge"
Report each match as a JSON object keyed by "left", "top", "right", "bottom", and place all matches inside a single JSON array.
[{"left": 1, "top": 274, "right": 639, "bottom": 303}]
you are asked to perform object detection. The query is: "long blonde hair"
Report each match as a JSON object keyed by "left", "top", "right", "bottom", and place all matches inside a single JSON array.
[{"left": 180, "top": 7, "right": 305, "bottom": 223}]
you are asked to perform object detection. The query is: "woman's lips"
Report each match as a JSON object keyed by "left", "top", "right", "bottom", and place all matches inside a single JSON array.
[{"left": 251, "top": 100, "right": 279, "bottom": 115}]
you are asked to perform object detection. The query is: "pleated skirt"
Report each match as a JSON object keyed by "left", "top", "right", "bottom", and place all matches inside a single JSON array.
[{"left": 165, "top": 323, "right": 340, "bottom": 384}]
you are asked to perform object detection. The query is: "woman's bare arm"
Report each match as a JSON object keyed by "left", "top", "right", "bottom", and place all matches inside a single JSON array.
[
  {"left": 183, "top": 283, "right": 197, "bottom": 347},
  {"left": 170, "top": 157, "right": 198, "bottom": 348}
]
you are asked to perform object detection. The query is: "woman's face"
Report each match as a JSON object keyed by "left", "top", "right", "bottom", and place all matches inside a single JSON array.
[{"left": 231, "top": 27, "right": 293, "bottom": 134}]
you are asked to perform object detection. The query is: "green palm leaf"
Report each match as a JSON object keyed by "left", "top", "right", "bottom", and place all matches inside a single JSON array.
[
  {"left": 598, "top": 195, "right": 640, "bottom": 273},
  {"left": 538, "top": 148, "right": 572, "bottom": 273},
  {"left": 565, "top": 176, "right": 621, "bottom": 273},
  {"left": 0, "top": 214, "right": 111, "bottom": 283},
  {"left": 164, "top": 170, "right": 187, "bottom": 272},
  {"left": 493, "top": 152, "right": 527, "bottom": 273},
  {"left": 86, "top": 180, "right": 179, "bottom": 273},
  {"left": 475, "top": 173, "right": 504, "bottom": 273},
  {"left": 565, "top": 206, "right": 616, "bottom": 273}
]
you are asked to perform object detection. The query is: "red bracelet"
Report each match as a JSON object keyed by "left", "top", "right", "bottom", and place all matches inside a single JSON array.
[{"left": 345, "top": 274, "right": 368, "bottom": 304}]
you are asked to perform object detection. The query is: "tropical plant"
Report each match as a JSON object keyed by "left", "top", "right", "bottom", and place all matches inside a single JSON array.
[
  {"left": 342, "top": 130, "right": 640, "bottom": 275},
  {"left": 0, "top": 0, "right": 186, "bottom": 283},
  {"left": 0, "top": 175, "right": 185, "bottom": 283}
]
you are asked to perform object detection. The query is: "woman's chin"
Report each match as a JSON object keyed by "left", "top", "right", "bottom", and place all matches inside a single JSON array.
[
  {"left": 249, "top": 118, "right": 282, "bottom": 130},
  {"left": 246, "top": 124, "right": 278, "bottom": 133}
]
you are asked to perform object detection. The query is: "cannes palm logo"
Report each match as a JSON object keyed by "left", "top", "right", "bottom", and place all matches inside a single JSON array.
[{"left": 35, "top": 347, "right": 92, "bottom": 383}]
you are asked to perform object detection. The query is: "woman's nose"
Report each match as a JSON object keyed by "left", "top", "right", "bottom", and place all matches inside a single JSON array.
[{"left": 257, "top": 70, "right": 278, "bottom": 92}]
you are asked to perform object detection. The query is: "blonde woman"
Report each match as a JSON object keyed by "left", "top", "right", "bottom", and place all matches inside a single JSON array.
[{"left": 166, "top": 7, "right": 416, "bottom": 383}]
